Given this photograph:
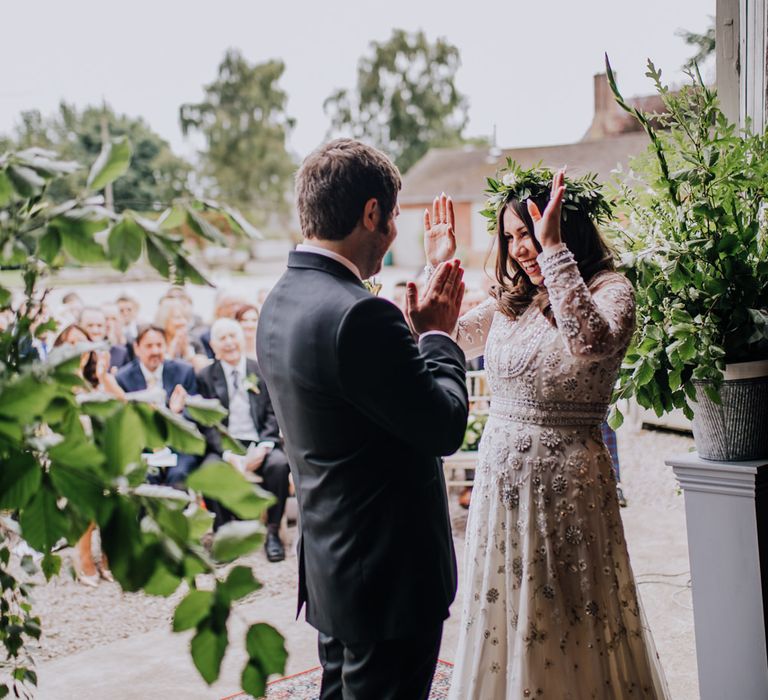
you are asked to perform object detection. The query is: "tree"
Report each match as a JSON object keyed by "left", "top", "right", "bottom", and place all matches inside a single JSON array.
[
  {"left": 324, "top": 29, "right": 470, "bottom": 173},
  {"left": 677, "top": 18, "right": 715, "bottom": 69},
  {"left": 6, "top": 102, "right": 192, "bottom": 212},
  {"left": 180, "top": 49, "right": 296, "bottom": 228},
  {"left": 0, "top": 141, "right": 284, "bottom": 697}
]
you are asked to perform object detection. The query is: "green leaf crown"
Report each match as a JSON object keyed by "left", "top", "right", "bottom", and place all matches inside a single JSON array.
[{"left": 480, "top": 159, "right": 614, "bottom": 234}]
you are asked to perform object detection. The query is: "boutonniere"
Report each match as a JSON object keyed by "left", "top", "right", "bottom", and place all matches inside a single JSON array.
[
  {"left": 363, "top": 278, "right": 382, "bottom": 296},
  {"left": 243, "top": 373, "right": 261, "bottom": 395}
]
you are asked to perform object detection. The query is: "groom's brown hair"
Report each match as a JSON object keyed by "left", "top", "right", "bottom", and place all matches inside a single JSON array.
[{"left": 296, "top": 138, "right": 401, "bottom": 241}]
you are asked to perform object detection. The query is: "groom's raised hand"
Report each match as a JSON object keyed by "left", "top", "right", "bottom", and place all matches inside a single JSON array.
[{"left": 406, "top": 260, "right": 465, "bottom": 336}]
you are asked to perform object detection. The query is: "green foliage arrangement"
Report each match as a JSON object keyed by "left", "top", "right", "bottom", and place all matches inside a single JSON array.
[
  {"left": 605, "top": 57, "right": 768, "bottom": 428},
  {"left": 324, "top": 29, "right": 473, "bottom": 173},
  {"left": 461, "top": 413, "right": 487, "bottom": 452},
  {"left": 0, "top": 141, "right": 284, "bottom": 697},
  {"left": 480, "top": 159, "right": 614, "bottom": 233}
]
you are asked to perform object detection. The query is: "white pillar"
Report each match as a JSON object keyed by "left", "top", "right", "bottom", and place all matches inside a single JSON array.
[
  {"left": 740, "top": 0, "right": 768, "bottom": 129},
  {"left": 667, "top": 453, "right": 768, "bottom": 700}
]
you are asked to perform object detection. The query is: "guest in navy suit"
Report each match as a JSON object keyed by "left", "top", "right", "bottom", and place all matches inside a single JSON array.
[{"left": 116, "top": 324, "right": 199, "bottom": 486}]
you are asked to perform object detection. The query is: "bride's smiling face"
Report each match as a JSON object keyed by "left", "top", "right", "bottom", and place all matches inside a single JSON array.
[{"left": 503, "top": 207, "right": 543, "bottom": 285}]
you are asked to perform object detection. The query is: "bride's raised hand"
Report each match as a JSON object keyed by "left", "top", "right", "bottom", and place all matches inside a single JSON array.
[
  {"left": 424, "top": 192, "right": 457, "bottom": 266},
  {"left": 526, "top": 168, "right": 566, "bottom": 251}
]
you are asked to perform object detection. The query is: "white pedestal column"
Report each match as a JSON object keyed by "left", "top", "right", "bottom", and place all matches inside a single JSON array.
[{"left": 666, "top": 452, "right": 768, "bottom": 700}]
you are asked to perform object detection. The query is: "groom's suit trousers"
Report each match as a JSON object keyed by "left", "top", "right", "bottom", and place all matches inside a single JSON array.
[{"left": 317, "top": 624, "right": 443, "bottom": 700}]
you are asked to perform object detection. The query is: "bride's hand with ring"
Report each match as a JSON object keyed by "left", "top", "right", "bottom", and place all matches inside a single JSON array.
[{"left": 424, "top": 192, "right": 457, "bottom": 266}]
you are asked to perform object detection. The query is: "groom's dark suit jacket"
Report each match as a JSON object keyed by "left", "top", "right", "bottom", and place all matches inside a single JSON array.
[{"left": 256, "top": 251, "right": 468, "bottom": 643}]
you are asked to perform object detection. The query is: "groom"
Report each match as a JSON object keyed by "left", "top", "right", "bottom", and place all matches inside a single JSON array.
[{"left": 257, "top": 139, "right": 469, "bottom": 699}]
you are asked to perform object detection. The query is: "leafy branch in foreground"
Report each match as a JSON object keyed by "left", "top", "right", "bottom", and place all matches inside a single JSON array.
[{"left": 0, "top": 141, "right": 283, "bottom": 697}]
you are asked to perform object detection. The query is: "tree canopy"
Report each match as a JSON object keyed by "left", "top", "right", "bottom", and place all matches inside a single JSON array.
[
  {"left": 4, "top": 103, "right": 191, "bottom": 212},
  {"left": 324, "top": 29, "right": 471, "bottom": 173},
  {"left": 180, "top": 49, "right": 296, "bottom": 228}
]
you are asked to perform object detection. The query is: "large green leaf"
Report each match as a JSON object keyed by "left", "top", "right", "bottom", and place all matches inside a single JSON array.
[
  {"left": 87, "top": 138, "right": 132, "bottom": 191},
  {"left": 187, "top": 462, "right": 273, "bottom": 519},
  {"left": 173, "top": 590, "right": 214, "bottom": 632},
  {"left": 145, "top": 236, "right": 172, "bottom": 277},
  {"left": 242, "top": 622, "right": 287, "bottom": 695},
  {"left": 153, "top": 405, "right": 206, "bottom": 455},
  {"left": 37, "top": 227, "right": 62, "bottom": 264},
  {"left": 245, "top": 623, "right": 287, "bottom": 675},
  {"left": 185, "top": 207, "right": 226, "bottom": 244},
  {"left": 0, "top": 376, "right": 57, "bottom": 422},
  {"left": 7, "top": 165, "right": 45, "bottom": 197},
  {"left": 184, "top": 396, "right": 228, "bottom": 426},
  {"left": 49, "top": 463, "right": 107, "bottom": 522},
  {"left": 0, "top": 170, "right": 14, "bottom": 206},
  {"left": 59, "top": 226, "right": 107, "bottom": 264},
  {"left": 48, "top": 438, "right": 105, "bottom": 469},
  {"left": 211, "top": 520, "right": 265, "bottom": 562},
  {"left": 19, "top": 481, "right": 69, "bottom": 551},
  {"left": 219, "top": 566, "right": 261, "bottom": 603},
  {"left": 143, "top": 563, "right": 182, "bottom": 597},
  {"left": 0, "top": 452, "right": 42, "bottom": 510},
  {"left": 190, "top": 626, "right": 228, "bottom": 685},
  {"left": 103, "top": 405, "right": 144, "bottom": 475},
  {"left": 108, "top": 219, "right": 144, "bottom": 271}
]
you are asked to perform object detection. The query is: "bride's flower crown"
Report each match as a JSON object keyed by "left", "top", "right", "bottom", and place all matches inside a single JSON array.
[{"left": 480, "top": 159, "right": 614, "bottom": 234}]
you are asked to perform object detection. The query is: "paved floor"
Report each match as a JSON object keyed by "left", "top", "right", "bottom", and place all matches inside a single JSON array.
[{"left": 35, "top": 426, "right": 698, "bottom": 699}]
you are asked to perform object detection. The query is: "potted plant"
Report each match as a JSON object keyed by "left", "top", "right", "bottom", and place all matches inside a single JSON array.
[{"left": 605, "top": 57, "right": 768, "bottom": 461}]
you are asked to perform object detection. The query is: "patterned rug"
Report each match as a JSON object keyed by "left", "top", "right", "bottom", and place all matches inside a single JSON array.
[{"left": 223, "top": 659, "right": 453, "bottom": 699}]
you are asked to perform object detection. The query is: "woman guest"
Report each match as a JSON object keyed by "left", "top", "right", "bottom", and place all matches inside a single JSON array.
[
  {"left": 53, "top": 325, "right": 125, "bottom": 587},
  {"left": 154, "top": 298, "right": 209, "bottom": 371},
  {"left": 235, "top": 304, "right": 259, "bottom": 359}
]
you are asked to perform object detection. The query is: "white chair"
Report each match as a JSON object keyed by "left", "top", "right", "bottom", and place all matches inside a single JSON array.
[{"left": 443, "top": 370, "right": 490, "bottom": 490}]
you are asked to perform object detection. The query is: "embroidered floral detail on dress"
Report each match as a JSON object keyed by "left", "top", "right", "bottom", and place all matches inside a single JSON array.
[
  {"left": 552, "top": 474, "right": 568, "bottom": 494},
  {"left": 540, "top": 428, "right": 563, "bottom": 450},
  {"left": 486, "top": 588, "right": 500, "bottom": 603},
  {"left": 514, "top": 433, "right": 533, "bottom": 452}
]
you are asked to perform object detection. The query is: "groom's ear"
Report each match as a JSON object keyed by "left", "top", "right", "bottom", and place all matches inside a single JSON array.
[{"left": 361, "top": 197, "right": 380, "bottom": 232}]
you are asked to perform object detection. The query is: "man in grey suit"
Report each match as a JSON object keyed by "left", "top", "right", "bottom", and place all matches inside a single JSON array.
[{"left": 257, "top": 139, "right": 468, "bottom": 699}]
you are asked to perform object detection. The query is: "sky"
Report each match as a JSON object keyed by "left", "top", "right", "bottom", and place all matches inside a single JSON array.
[{"left": 0, "top": 0, "right": 715, "bottom": 163}]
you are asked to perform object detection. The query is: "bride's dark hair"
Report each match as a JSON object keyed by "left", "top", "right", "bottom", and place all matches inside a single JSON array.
[{"left": 491, "top": 192, "right": 615, "bottom": 325}]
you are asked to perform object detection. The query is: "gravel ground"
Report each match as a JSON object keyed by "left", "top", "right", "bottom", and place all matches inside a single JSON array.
[{"left": 29, "top": 423, "right": 699, "bottom": 697}]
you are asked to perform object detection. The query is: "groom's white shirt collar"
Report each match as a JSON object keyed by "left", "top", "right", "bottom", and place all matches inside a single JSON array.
[{"left": 296, "top": 242, "right": 362, "bottom": 281}]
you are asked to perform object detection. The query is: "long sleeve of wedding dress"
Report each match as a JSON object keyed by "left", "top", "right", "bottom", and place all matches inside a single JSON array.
[
  {"left": 454, "top": 297, "right": 496, "bottom": 361},
  {"left": 538, "top": 242, "right": 635, "bottom": 359}
]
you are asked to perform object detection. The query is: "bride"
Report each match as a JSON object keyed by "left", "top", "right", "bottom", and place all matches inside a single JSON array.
[{"left": 423, "top": 165, "right": 669, "bottom": 698}]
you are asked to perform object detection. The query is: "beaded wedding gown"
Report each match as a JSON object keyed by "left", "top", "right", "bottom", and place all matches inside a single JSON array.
[{"left": 447, "top": 244, "right": 669, "bottom": 699}]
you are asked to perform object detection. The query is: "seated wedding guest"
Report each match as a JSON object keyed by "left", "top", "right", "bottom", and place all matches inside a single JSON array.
[
  {"left": 234, "top": 304, "right": 259, "bottom": 359},
  {"left": 198, "top": 289, "right": 249, "bottom": 358},
  {"left": 79, "top": 306, "right": 129, "bottom": 370},
  {"left": 116, "top": 324, "right": 199, "bottom": 487},
  {"left": 155, "top": 298, "right": 209, "bottom": 371},
  {"left": 60, "top": 291, "right": 85, "bottom": 325},
  {"left": 116, "top": 293, "right": 141, "bottom": 343},
  {"left": 102, "top": 303, "right": 126, "bottom": 348},
  {"left": 54, "top": 324, "right": 125, "bottom": 587},
  {"left": 196, "top": 318, "right": 289, "bottom": 563}
]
